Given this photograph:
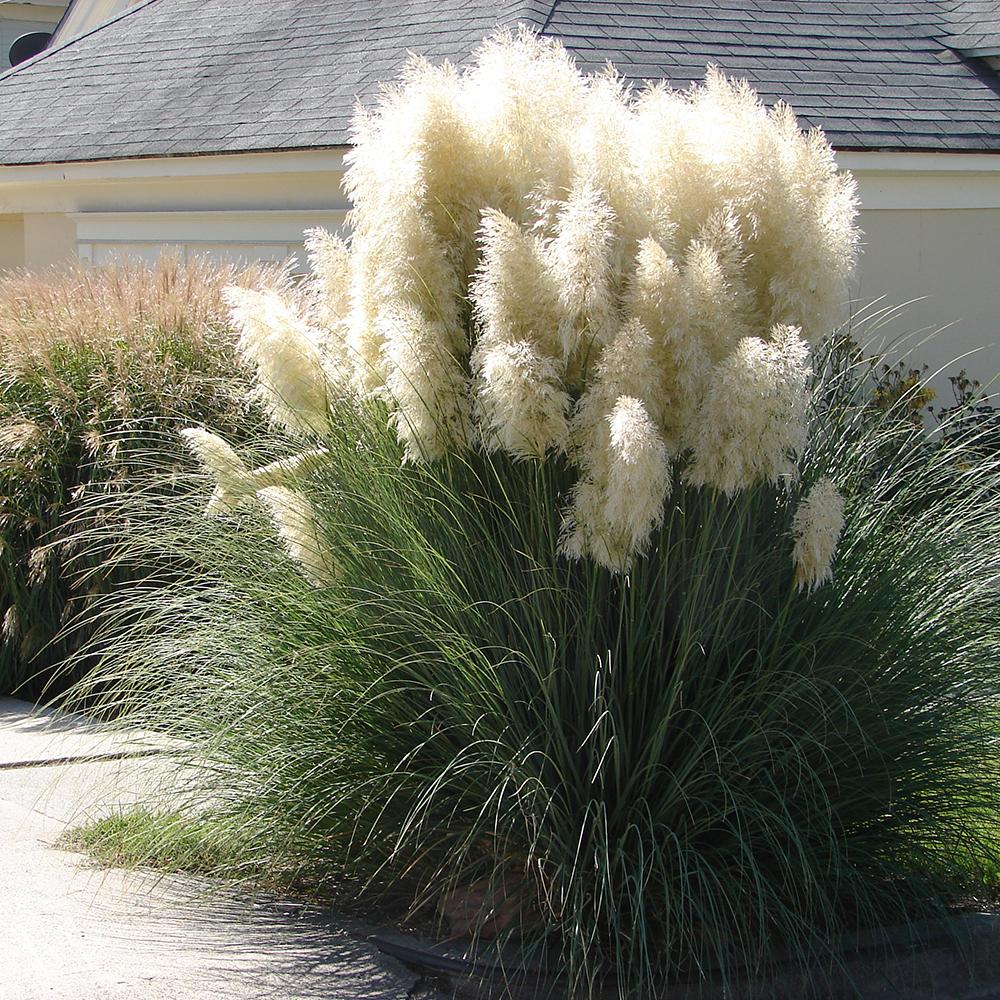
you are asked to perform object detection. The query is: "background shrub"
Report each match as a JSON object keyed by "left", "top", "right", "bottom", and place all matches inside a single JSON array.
[
  {"left": 828, "top": 323, "right": 1000, "bottom": 473},
  {"left": 0, "top": 256, "right": 267, "bottom": 700},
  {"left": 934, "top": 369, "right": 1000, "bottom": 455}
]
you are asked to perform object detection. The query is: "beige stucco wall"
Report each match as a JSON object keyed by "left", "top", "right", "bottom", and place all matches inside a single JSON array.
[
  {"left": 0, "top": 215, "right": 25, "bottom": 270},
  {"left": 0, "top": 151, "right": 349, "bottom": 272},
  {"left": 22, "top": 213, "right": 77, "bottom": 269},
  {"left": 853, "top": 207, "right": 1000, "bottom": 389}
]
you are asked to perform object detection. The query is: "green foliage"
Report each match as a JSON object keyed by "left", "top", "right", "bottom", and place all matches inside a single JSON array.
[
  {"left": 870, "top": 358, "right": 935, "bottom": 425},
  {"left": 69, "top": 337, "right": 1000, "bottom": 997},
  {"left": 818, "top": 328, "right": 1000, "bottom": 480},
  {"left": 60, "top": 808, "right": 257, "bottom": 877},
  {"left": 0, "top": 258, "right": 267, "bottom": 700},
  {"left": 934, "top": 370, "right": 1000, "bottom": 456}
]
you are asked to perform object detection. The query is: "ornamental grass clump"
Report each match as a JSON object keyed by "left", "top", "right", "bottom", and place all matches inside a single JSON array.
[
  {"left": 0, "top": 256, "right": 269, "bottom": 699},
  {"left": 67, "top": 30, "right": 1000, "bottom": 999}
]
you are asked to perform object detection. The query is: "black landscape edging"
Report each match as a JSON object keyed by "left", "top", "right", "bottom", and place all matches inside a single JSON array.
[{"left": 369, "top": 912, "right": 1000, "bottom": 1000}]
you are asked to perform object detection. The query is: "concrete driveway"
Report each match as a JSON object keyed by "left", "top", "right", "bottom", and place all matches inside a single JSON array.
[{"left": 0, "top": 698, "right": 430, "bottom": 1000}]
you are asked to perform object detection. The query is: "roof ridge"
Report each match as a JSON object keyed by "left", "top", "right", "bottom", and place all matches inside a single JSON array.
[
  {"left": 0, "top": 0, "right": 161, "bottom": 84},
  {"left": 499, "top": 0, "right": 556, "bottom": 32},
  {"left": 535, "top": 0, "right": 558, "bottom": 35}
]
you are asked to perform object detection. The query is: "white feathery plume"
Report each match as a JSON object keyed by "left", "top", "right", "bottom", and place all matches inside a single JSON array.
[
  {"left": 560, "top": 396, "right": 669, "bottom": 572},
  {"left": 225, "top": 286, "right": 331, "bottom": 436},
  {"left": 560, "top": 479, "right": 609, "bottom": 566},
  {"left": 398, "top": 56, "right": 499, "bottom": 286},
  {"left": 304, "top": 228, "right": 353, "bottom": 384},
  {"left": 745, "top": 106, "right": 860, "bottom": 342},
  {"left": 469, "top": 208, "right": 569, "bottom": 456},
  {"left": 179, "top": 428, "right": 251, "bottom": 515},
  {"left": 343, "top": 56, "right": 476, "bottom": 394},
  {"left": 345, "top": 240, "right": 391, "bottom": 395},
  {"left": 181, "top": 429, "right": 330, "bottom": 515},
  {"left": 470, "top": 209, "right": 563, "bottom": 361},
  {"left": 474, "top": 340, "right": 570, "bottom": 458},
  {"left": 544, "top": 185, "right": 619, "bottom": 355},
  {"left": 572, "top": 318, "right": 664, "bottom": 448},
  {"left": 258, "top": 486, "right": 337, "bottom": 587},
  {"left": 631, "top": 83, "right": 715, "bottom": 252},
  {"left": 305, "top": 228, "right": 351, "bottom": 327},
  {"left": 792, "top": 477, "right": 845, "bottom": 591},
  {"left": 604, "top": 395, "right": 671, "bottom": 554},
  {"left": 686, "top": 325, "right": 812, "bottom": 494},
  {"left": 250, "top": 450, "right": 331, "bottom": 490},
  {"left": 322, "top": 47, "right": 462, "bottom": 394},
  {"left": 630, "top": 68, "right": 859, "bottom": 342},
  {"left": 561, "top": 323, "right": 670, "bottom": 569},
  {"left": 625, "top": 239, "right": 712, "bottom": 452},
  {"left": 345, "top": 209, "right": 465, "bottom": 396},
  {"left": 573, "top": 70, "right": 642, "bottom": 248},
  {"left": 464, "top": 27, "right": 585, "bottom": 222},
  {"left": 680, "top": 210, "right": 756, "bottom": 364},
  {"left": 380, "top": 304, "right": 473, "bottom": 462},
  {"left": 628, "top": 237, "right": 683, "bottom": 343}
]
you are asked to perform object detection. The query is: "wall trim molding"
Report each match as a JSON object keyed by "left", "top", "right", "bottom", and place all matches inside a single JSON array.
[
  {"left": 0, "top": 149, "right": 348, "bottom": 188},
  {"left": 70, "top": 208, "right": 347, "bottom": 243},
  {"left": 0, "top": 147, "right": 996, "bottom": 185},
  {"left": 836, "top": 151, "right": 1000, "bottom": 174}
]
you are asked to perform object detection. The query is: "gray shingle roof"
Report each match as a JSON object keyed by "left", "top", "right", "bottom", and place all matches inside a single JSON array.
[
  {"left": 553, "top": 1, "right": 1000, "bottom": 153},
  {"left": 943, "top": 0, "right": 1000, "bottom": 54},
  {"left": 0, "top": 0, "right": 998, "bottom": 165}
]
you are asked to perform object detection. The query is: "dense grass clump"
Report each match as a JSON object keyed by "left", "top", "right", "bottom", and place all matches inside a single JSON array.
[
  {"left": 59, "top": 809, "right": 255, "bottom": 878},
  {"left": 70, "top": 336, "right": 1000, "bottom": 997},
  {"left": 0, "top": 257, "right": 268, "bottom": 699}
]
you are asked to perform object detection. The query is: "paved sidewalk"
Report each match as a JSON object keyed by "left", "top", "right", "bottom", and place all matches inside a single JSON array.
[{"left": 0, "top": 698, "right": 428, "bottom": 1000}]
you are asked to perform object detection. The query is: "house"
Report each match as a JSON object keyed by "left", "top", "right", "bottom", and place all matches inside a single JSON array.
[
  {"left": 0, "top": 0, "right": 998, "bottom": 382},
  {"left": 0, "top": 2, "right": 67, "bottom": 71},
  {"left": 48, "top": 0, "right": 142, "bottom": 45}
]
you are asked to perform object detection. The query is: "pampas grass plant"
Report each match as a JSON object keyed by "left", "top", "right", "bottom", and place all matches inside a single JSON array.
[{"left": 69, "top": 328, "right": 1000, "bottom": 996}]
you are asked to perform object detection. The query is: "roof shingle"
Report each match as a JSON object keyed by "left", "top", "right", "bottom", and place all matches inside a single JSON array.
[{"left": 0, "top": 0, "right": 997, "bottom": 165}]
